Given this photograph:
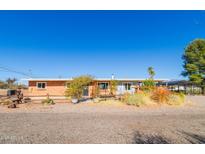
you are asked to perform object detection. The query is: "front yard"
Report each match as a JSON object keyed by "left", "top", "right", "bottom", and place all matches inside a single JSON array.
[{"left": 0, "top": 96, "right": 205, "bottom": 144}]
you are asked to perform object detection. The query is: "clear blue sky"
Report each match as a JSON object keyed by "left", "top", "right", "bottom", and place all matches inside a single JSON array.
[{"left": 0, "top": 10, "right": 205, "bottom": 81}]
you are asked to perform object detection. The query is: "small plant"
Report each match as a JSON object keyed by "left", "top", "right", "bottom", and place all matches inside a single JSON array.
[
  {"left": 42, "top": 98, "right": 55, "bottom": 105},
  {"left": 122, "top": 93, "right": 152, "bottom": 107},
  {"left": 151, "top": 87, "right": 171, "bottom": 103}
]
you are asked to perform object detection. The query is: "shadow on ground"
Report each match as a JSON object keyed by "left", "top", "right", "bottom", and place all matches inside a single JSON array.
[
  {"left": 132, "top": 131, "right": 205, "bottom": 144},
  {"left": 132, "top": 131, "right": 170, "bottom": 144},
  {"left": 180, "top": 131, "right": 205, "bottom": 144}
]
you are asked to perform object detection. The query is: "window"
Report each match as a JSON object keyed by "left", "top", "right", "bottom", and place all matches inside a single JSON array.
[
  {"left": 123, "top": 83, "right": 132, "bottom": 90},
  {"left": 98, "top": 82, "right": 109, "bottom": 90},
  {"left": 37, "top": 82, "right": 46, "bottom": 89}
]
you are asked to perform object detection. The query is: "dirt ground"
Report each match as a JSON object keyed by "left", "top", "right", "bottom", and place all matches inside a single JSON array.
[{"left": 0, "top": 96, "right": 205, "bottom": 144}]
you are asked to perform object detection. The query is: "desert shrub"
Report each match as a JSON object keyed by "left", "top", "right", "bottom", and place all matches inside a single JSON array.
[
  {"left": 177, "top": 92, "right": 185, "bottom": 100},
  {"left": 65, "top": 75, "right": 94, "bottom": 99},
  {"left": 110, "top": 80, "right": 118, "bottom": 95},
  {"left": 151, "top": 87, "right": 171, "bottom": 103},
  {"left": 122, "top": 93, "right": 151, "bottom": 107},
  {"left": 42, "top": 98, "right": 55, "bottom": 105},
  {"left": 0, "top": 99, "right": 12, "bottom": 105},
  {"left": 121, "top": 92, "right": 130, "bottom": 102},
  {"left": 141, "top": 79, "right": 156, "bottom": 92},
  {"left": 168, "top": 93, "right": 185, "bottom": 105}
]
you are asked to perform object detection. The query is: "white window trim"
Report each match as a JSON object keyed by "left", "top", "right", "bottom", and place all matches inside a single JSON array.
[{"left": 36, "top": 82, "right": 47, "bottom": 89}]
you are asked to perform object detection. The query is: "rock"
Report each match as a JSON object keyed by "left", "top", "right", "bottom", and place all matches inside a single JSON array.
[
  {"left": 24, "top": 97, "right": 32, "bottom": 103},
  {"left": 8, "top": 103, "right": 17, "bottom": 108}
]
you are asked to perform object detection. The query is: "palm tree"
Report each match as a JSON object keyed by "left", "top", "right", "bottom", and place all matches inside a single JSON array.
[{"left": 148, "top": 67, "right": 155, "bottom": 79}]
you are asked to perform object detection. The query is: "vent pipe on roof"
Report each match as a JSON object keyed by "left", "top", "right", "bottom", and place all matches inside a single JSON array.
[{"left": 111, "top": 74, "right": 115, "bottom": 80}]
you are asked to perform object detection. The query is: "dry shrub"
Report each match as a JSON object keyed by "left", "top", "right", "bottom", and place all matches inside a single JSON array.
[
  {"left": 151, "top": 87, "right": 171, "bottom": 103},
  {"left": 122, "top": 93, "right": 152, "bottom": 107},
  {"left": 168, "top": 93, "right": 185, "bottom": 105},
  {"left": 151, "top": 87, "right": 185, "bottom": 105},
  {"left": 42, "top": 98, "right": 55, "bottom": 105},
  {"left": 0, "top": 99, "right": 12, "bottom": 105}
]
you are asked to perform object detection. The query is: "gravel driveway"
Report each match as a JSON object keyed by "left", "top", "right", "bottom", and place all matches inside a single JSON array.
[{"left": 0, "top": 96, "right": 205, "bottom": 144}]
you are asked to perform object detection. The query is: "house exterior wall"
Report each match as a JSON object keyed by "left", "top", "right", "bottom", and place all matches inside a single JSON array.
[
  {"left": 28, "top": 80, "right": 114, "bottom": 97},
  {"left": 28, "top": 80, "right": 95, "bottom": 97},
  {"left": 27, "top": 79, "right": 165, "bottom": 97},
  {"left": 28, "top": 81, "right": 68, "bottom": 96}
]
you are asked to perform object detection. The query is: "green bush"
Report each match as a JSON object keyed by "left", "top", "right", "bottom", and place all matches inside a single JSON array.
[
  {"left": 122, "top": 93, "right": 152, "bottom": 107},
  {"left": 42, "top": 98, "right": 55, "bottom": 105},
  {"left": 141, "top": 79, "right": 156, "bottom": 92},
  {"left": 65, "top": 75, "right": 94, "bottom": 99}
]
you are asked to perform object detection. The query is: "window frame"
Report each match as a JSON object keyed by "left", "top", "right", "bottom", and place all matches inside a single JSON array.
[
  {"left": 36, "top": 82, "right": 47, "bottom": 89},
  {"left": 123, "top": 82, "right": 132, "bottom": 91},
  {"left": 98, "top": 82, "right": 109, "bottom": 90}
]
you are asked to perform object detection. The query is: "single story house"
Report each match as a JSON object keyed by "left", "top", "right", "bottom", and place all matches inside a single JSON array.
[{"left": 25, "top": 77, "right": 169, "bottom": 98}]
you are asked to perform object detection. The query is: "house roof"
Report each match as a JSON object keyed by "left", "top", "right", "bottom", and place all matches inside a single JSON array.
[
  {"left": 161, "top": 80, "right": 196, "bottom": 86},
  {"left": 23, "top": 78, "right": 170, "bottom": 82}
]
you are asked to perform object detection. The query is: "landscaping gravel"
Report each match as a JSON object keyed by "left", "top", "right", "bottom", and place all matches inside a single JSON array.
[{"left": 0, "top": 96, "right": 205, "bottom": 144}]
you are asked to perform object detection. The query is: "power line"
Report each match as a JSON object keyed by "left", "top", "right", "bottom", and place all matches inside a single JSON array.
[{"left": 0, "top": 66, "right": 32, "bottom": 77}]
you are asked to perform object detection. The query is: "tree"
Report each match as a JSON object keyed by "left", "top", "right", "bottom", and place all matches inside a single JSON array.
[
  {"left": 182, "top": 39, "right": 205, "bottom": 94},
  {"left": 141, "top": 67, "right": 156, "bottom": 92},
  {"left": 148, "top": 67, "right": 155, "bottom": 79},
  {"left": 0, "top": 80, "right": 7, "bottom": 89},
  {"left": 110, "top": 80, "right": 118, "bottom": 96},
  {"left": 65, "top": 75, "right": 94, "bottom": 99},
  {"left": 6, "top": 78, "right": 17, "bottom": 89}
]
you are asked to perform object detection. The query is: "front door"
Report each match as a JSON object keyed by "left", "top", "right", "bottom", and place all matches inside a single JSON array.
[{"left": 83, "top": 86, "right": 89, "bottom": 97}]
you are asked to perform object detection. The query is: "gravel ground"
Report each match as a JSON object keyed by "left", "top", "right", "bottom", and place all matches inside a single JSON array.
[{"left": 0, "top": 96, "right": 205, "bottom": 144}]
